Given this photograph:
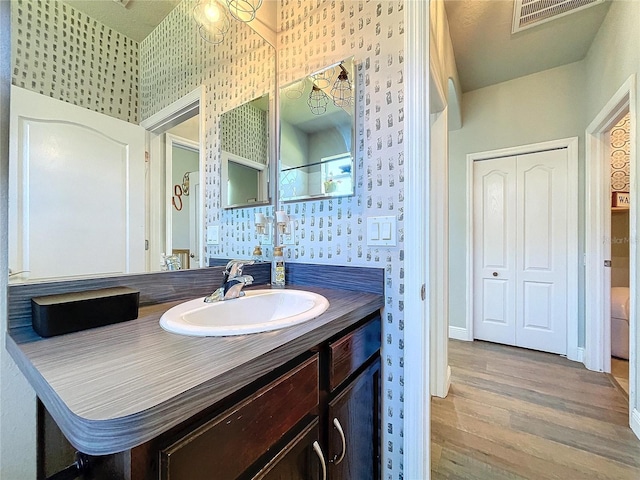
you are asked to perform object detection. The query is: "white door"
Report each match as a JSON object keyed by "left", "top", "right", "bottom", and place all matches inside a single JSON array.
[
  {"left": 9, "top": 86, "right": 146, "bottom": 282},
  {"left": 473, "top": 149, "right": 569, "bottom": 355}
]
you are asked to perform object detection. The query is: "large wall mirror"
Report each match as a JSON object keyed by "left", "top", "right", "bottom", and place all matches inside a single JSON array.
[
  {"left": 8, "top": 0, "right": 276, "bottom": 283},
  {"left": 279, "top": 58, "right": 355, "bottom": 202}
]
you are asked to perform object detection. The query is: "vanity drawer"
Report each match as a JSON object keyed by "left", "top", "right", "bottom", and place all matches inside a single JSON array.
[
  {"left": 329, "top": 314, "right": 381, "bottom": 391},
  {"left": 160, "top": 355, "right": 319, "bottom": 480}
]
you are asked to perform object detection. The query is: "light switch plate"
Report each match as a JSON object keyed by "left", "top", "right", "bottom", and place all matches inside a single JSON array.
[
  {"left": 206, "top": 225, "right": 219, "bottom": 245},
  {"left": 366, "top": 215, "right": 397, "bottom": 246}
]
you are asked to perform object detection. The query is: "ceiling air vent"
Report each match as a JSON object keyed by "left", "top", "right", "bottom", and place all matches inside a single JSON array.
[{"left": 512, "top": 0, "right": 604, "bottom": 33}]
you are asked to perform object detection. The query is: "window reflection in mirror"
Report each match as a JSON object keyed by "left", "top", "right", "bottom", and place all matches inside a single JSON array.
[
  {"left": 279, "top": 58, "right": 356, "bottom": 202},
  {"left": 220, "top": 94, "right": 270, "bottom": 209}
]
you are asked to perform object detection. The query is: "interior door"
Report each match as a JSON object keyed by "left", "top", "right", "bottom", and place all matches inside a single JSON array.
[
  {"left": 515, "top": 149, "right": 568, "bottom": 354},
  {"left": 473, "top": 149, "right": 569, "bottom": 354},
  {"left": 473, "top": 158, "right": 517, "bottom": 346},
  {"left": 9, "top": 86, "right": 146, "bottom": 282}
]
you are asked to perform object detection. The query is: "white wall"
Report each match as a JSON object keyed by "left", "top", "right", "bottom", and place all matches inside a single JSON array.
[
  {"left": 448, "top": 61, "right": 587, "bottom": 341},
  {"left": 0, "top": 0, "right": 38, "bottom": 477}
]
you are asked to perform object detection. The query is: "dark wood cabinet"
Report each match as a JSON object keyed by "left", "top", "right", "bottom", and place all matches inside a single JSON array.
[
  {"left": 39, "top": 313, "right": 381, "bottom": 480},
  {"left": 327, "top": 358, "right": 380, "bottom": 480},
  {"left": 250, "top": 419, "right": 322, "bottom": 480}
]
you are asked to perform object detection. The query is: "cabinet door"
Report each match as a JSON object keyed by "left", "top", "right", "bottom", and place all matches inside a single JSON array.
[
  {"left": 160, "top": 356, "right": 319, "bottom": 480},
  {"left": 327, "top": 357, "right": 380, "bottom": 480},
  {"left": 251, "top": 419, "right": 323, "bottom": 480}
]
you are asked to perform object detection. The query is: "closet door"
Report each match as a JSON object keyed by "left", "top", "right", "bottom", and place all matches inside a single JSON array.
[
  {"left": 473, "top": 149, "right": 568, "bottom": 355},
  {"left": 515, "top": 149, "right": 568, "bottom": 354},
  {"left": 473, "top": 158, "right": 518, "bottom": 346}
]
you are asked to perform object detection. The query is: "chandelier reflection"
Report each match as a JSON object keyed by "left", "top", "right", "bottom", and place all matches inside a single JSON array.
[
  {"left": 308, "top": 85, "right": 329, "bottom": 116},
  {"left": 193, "top": 0, "right": 230, "bottom": 44},
  {"left": 330, "top": 64, "right": 353, "bottom": 107},
  {"left": 194, "top": 0, "right": 263, "bottom": 44}
]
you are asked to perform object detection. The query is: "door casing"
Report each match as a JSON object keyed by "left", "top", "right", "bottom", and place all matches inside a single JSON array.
[{"left": 584, "top": 74, "right": 638, "bottom": 439}]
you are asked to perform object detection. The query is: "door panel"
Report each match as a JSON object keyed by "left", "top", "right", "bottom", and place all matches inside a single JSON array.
[
  {"left": 9, "top": 86, "right": 145, "bottom": 282},
  {"left": 473, "top": 161, "right": 517, "bottom": 345},
  {"left": 473, "top": 148, "right": 568, "bottom": 355},
  {"left": 516, "top": 150, "right": 568, "bottom": 354}
]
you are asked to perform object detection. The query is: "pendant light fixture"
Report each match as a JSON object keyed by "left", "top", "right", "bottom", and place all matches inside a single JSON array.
[
  {"left": 308, "top": 85, "right": 329, "bottom": 115},
  {"left": 193, "top": 0, "right": 231, "bottom": 44},
  {"left": 310, "top": 67, "right": 335, "bottom": 89},
  {"left": 227, "top": 0, "right": 263, "bottom": 22},
  {"left": 330, "top": 64, "right": 353, "bottom": 107}
]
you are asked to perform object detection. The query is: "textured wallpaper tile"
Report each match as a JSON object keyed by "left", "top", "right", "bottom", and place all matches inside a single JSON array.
[
  {"left": 611, "top": 112, "right": 630, "bottom": 193},
  {"left": 11, "top": 0, "right": 139, "bottom": 123}
]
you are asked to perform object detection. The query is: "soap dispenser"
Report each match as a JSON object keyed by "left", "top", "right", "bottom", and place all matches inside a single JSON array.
[
  {"left": 252, "top": 245, "right": 263, "bottom": 262},
  {"left": 272, "top": 246, "right": 285, "bottom": 288}
]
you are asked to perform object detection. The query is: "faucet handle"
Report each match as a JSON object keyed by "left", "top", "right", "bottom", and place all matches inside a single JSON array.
[{"left": 225, "top": 259, "right": 255, "bottom": 278}]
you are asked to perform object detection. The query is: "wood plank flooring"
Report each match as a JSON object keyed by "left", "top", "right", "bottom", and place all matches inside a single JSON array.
[
  {"left": 611, "top": 357, "right": 630, "bottom": 398},
  {"left": 431, "top": 340, "right": 640, "bottom": 479}
]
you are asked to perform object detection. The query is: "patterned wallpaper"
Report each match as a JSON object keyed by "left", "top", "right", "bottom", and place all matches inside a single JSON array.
[
  {"left": 221, "top": 102, "right": 269, "bottom": 165},
  {"left": 140, "top": 0, "right": 276, "bottom": 260},
  {"left": 11, "top": 0, "right": 139, "bottom": 123},
  {"left": 278, "top": 1, "right": 406, "bottom": 477},
  {"left": 611, "top": 112, "right": 630, "bottom": 192}
]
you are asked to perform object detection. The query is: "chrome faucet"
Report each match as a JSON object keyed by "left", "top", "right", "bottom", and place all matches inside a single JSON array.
[{"left": 204, "top": 260, "right": 254, "bottom": 303}]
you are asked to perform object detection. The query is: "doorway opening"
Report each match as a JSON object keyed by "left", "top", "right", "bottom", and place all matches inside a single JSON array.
[
  {"left": 585, "top": 74, "right": 637, "bottom": 437},
  {"left": 166, "top": 129, "right": 201, "bottom": 269},
  {"left": 140, "top": 87, "right": 205, "bottom": 272}
]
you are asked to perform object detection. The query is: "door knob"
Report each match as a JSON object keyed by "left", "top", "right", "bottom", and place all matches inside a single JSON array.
[
  {"left": 492, "top": 272, "right": 498, "bottom": 277},
  {"left": 190, "top": 254, "right": 195, "bottom": 258}
]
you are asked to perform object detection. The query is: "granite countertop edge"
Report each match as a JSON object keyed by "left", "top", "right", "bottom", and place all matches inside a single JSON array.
[{"left": 7, "top": 285, "right": 384, "bottom": 456}]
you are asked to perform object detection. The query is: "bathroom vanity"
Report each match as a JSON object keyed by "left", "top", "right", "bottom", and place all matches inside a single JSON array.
[{"left": 7, "top": 267, "right": 383, "bottom": 480}]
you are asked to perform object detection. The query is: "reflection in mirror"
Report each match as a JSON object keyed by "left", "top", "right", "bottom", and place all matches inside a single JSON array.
[
  {"left": 279, "top": 58, "right": 355, "bottom": 202},
  {"left": 166, "top": 118, "right": 201, "bottom": 269},
  {"left": 8, "top": 0, "right": 277, "bottom": 282},
  {"left": 220, "top": 95, "right": 270, "bottom": 208}
]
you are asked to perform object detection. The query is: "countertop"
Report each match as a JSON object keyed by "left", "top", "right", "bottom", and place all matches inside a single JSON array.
[{"left": 7, "top": 285, "right": 384, "bottom": 456}]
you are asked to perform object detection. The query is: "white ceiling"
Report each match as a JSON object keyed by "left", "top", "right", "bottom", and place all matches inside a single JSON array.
[
  {"left": 65, "top": 0, "right": 182, "bottom": 42},
  {"left": 64, "top": 0, "right": 278, "bottom": 43},
  {"left": 444, "top": 0, "right": 612, "bottom": 93}
]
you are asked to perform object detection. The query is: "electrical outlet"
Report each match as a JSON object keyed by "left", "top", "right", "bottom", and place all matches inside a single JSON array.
[
  {"left": 281, "top": 221, "right": 295, "bottom": 245},
  {"left": 260, "top": 226, "right": 273, "bottom": 245}
]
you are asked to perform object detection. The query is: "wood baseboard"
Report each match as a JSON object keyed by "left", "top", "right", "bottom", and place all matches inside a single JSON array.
[{"left": 449, "top": 326, "right": 471, "bottom": 341}]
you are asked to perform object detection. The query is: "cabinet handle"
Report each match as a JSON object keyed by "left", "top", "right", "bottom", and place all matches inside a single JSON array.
[
  {"left": 312, "top": 441, "right": 327, "bottom": 480},
  {"left": 332, "top": 418, "right": 347, "bottom": 465}
]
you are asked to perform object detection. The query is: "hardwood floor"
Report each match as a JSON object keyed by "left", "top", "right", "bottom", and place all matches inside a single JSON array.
[
  {"left": 431, "top": 340, "right": 640, "bottom": 479},
  {"left": 611, "top": 357, "right": 630, "bottom": 398}
]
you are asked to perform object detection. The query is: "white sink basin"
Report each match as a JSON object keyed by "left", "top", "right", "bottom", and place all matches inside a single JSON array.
[{"left": 159, "top": 289, "right": 330, "bottom": 337}]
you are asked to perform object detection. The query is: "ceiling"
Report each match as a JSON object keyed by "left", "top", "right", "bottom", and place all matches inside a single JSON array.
[
  {"left": 65, "top": 0, "right": 278, "bottom": 43},
  {"left": 444, "top": 0, "right": 612, "bottom": 93}
]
